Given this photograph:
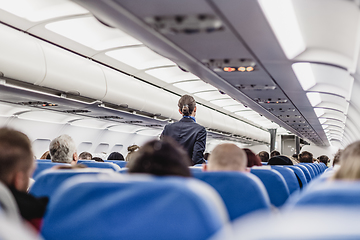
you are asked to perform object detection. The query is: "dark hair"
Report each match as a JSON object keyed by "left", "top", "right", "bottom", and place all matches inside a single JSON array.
[
  {"left": 268, "top": 156, "right": 293, "bottom": 165},
  {"left": 128, "top": 145, "right": 139, "bottom": 152},
  {"left": 40, "top": 151, "right": 51, "bottom": 159},
  {"left": 292, "top": 154, "right": 298, "bottom": 160},
  {"left": 270, "top": 150, "right": 280, "bottom": 158},
  {"left": 178, "top": 95, "right": 196, "bottom": 116},
  {"left": 128, "top": 138, "right": 191, "bottom": 177},
  {"left": 204, "top": 153, "right": 210, "bottom": 160},
  {"left": 258, "top": 151, "right": 269, "bottom": 162},
  {"left": 243, "top": 148, "right": 262, "bottom": 167},
  {"left": 92, "top": 157, "right": 104, "bottom": 162},
  {"left": 299, "top": 151, "right": 313, "bottom": 163},
  {"left": 79, "top": 151, "right": 92, "bottom": 160},
  {"left": 107, "top": 152, "right": 124, "bottom": 161},
  {"left": 317, "top": 155, "right": 329, "bottom": 166},
  {"left": 333, "top": 149, "right": 343, "bottom": 166},
  {"left": 0, "top": 128, "right": 33, "bottom": 184}
]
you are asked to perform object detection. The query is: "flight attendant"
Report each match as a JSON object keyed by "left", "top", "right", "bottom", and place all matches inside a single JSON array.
[{"left": 161, "top": 95, "right": 206, "bottom": 165}]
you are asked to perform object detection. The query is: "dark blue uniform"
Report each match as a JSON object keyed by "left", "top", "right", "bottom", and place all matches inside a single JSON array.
[{"left": 161, "top": 117, "right": 206, "bottom": 165}]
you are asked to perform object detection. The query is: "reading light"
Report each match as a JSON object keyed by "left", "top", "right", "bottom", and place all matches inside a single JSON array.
[
  {"left": 258, "top": 0, "right": 305, "bottom": 59},
  {"left": 246, "top": 66, "right": 254, "bottom": 72},
  {"left": 238, "top": 67, "right": 246, "bottom": 72},
  {"left": 223, "top": 67, "right": 236, "bottom": 72},
  {"left": 292, "top": 63, "right": 316, "bottom": 91}
]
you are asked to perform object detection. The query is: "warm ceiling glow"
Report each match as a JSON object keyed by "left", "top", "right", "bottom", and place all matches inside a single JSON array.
[{"left": 258, "top": 0, "right": 305, "bottom": 59}]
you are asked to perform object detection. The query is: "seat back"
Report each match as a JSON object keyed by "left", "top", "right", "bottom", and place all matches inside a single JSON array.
[
  {"left": 295, "top": 164, "right": 312, "bottom": 182},
  {"left": 300, "top": 163, "right": 316, "bottom": 178},
  {"left": 41, "top": 174, "right": 229, "bottom": 240},
  {"left": 292, "top": 181, "right": 360, "bottom": 207},
  {"left": 30, "top": 169, "right": 114, "bottom": 199},
  {"left": 77, "top": 161, "right": 120, "bottom": 171},
  {"left": 250, "top": 169, "right": 290, "bottom": 207},
  {"left": 33, "top": 161, "right": 68, "bottom": 178},
  {"left": 105, "top": 160, "right": 127, "bottom": 168},
  {"left": 286, "top": 166, "right": 307, "bottom": 188},
  {"left": 270, "top": 166, "right": 300, "bottom": 194},
  {"left": 193, "top": 171, "right": 270, "bottom": 220}
]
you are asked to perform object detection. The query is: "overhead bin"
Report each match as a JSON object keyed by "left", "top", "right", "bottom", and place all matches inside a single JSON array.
[
  {"left": 196, "top": 105, "right": 213, "bottom": 130},
  {"left": 0, "top": 24, "right": 46, "bottom": 84},
  {"left": 38, "top": 41, "right": 107, "bottom": 100}
]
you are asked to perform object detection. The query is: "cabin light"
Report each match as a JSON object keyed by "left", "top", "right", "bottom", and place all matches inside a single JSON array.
[
  {"left": 292, "top": 63, "right": 316, "bottom": 91},
  {"left": 0, "top": 0, "right": 88, "bottom": 22},
  {"left": 238, "top": 67, "right": 246, "bottom": 72},
  {"left": 314, "top": 108, "right": 325, "bottom": 117},
  {"left": 173, "top": 80, "right": 217, "bottom": 93},
  {"left": 322, "top": 124, "right": 329, "bottom": 129},
  {"left": 146, "top": 66, "right": 199, "bottom": 83},
  {"left": 223, "top": 67, "right": 236, "bottom": 72},
  {"left": 258, "top": 0, "right": 305, "bottom": 59},
  {"left": 246, "top": 66, "right": 254, "bottom": 72},
  {"left": 223, "top": 105, "right": 248, "bottom": 112},
  {"left": 306, "top": 92, "right": 321, "bottom": 107},
  {"left": 194, "top": 91, "right": 229, "bottom": 101},
  {"left": 46, "top": 17, "right": 142, "bottom": 51},
  {"left": 210, "top": 99, "right": 239, "bottom": 107}
]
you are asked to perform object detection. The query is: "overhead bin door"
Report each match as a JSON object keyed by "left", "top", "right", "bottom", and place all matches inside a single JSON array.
[
  {"left": 38, "top": 41, "right": 106, "bottom": 100},
  {"left": 0, "top": 24, "right": 46, "bottom": 84}
]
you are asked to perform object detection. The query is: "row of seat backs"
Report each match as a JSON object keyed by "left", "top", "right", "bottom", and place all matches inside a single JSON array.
[
  {"left": 40, "top": 174, "right": 229, "bottom": 240},
  {"left": 33, "top": 160, "right": 124, "bottom": 178}
]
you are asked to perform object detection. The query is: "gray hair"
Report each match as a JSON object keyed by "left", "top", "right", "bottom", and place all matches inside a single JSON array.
[{"left": 49, "top": 135, "right": 77, "bottom": 163}]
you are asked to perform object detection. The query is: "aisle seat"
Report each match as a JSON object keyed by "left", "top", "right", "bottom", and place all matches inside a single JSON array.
[
  {"left": 250, "top": 169, "right": 290, "bottom": 207},
  {"left": 32, "top": 162, "right": 68, "bottom": 179},
  {"left": 77, "top": 161, "right": 120, "bottom": 171},
  {"left": 286, "top": 166, "right": 307, "bottom": 188},
  {"left": 41, "top": 174, "right": 229, "bottom": 240},
  {"left": 193, "top": 171, "right": 270, "bottom": 220},
  {"left": 30, "top": 169, "right": 115, "bottom": 199},
  {"left": 270, "top": 166, "right": 300, "bottom": 194},
  {"left": 296, "top": 165, "right": 312, "bottom": 183},
  {"left": 300, "top": 163, "right": 316, "bottom": 179}
]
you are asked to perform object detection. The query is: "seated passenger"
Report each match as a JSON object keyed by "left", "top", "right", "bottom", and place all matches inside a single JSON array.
[
  {"left": 244, "top": 148, "right": 262, "bottom": 167},
  {"left": 78, "top": 151, "right": 92, "bottom": 160},
  {"left": 107, "top": 152, "right": 124, "bottom": 161},
  {"left": 268, "top": 155, "right": 293, "bottom": 165},
  {"left": 299, "top": 151, "right": 313, "bottom": 163},
  {"left": 257, "top": 151, "right": 269, "bottom": 162},
  {"left": 125, "top": 145, "right": 139, "bottom": 162},
  {"left": 332, "top": 149, "right": 343, "bottom": 167},
  {"left": 204, "top": 143, "right": 247, "bottom": 172},
  {"left": 0, "top": 128, "right": 48, "bottom": 231},
  {"left": 334, "top": 141, "right": 360, "bottom": 180},
  {"left": 127, "top": 138, "right": 191, "bottom": 177},
  {"left": 317, "top": 155, "right": 329, "bottom": 167},
  {"left": 49, "top": 135, "right": 78, "bottom": 165},
  {"left": 270, "top": 150, "right": 280, "bottom": 158},
  {"left": 40, "top": 151, "right": 51, "bottom": 159}
]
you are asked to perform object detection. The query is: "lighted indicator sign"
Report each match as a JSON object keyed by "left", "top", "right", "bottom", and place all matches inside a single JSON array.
[{"left": 223, "top": 66, "right": 254, "bottom": 72}]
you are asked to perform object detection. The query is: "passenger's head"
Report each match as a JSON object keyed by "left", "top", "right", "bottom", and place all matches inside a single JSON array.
[
  {"left": 268, "top": 155, "right": 293, "bottom": 165},
  {"left": 40, "top": 151, "right": 51, "bottom": 159},
  {"left": 270, "top": 150, "right": 280, "bottom": 158},
  {"left": 0, "top": 128, "right": 34, "bottom": 192},
  {"left": 178, "top": 95, "right": 196, "bottom": 117},
  {"left": 107, "top": 152, "right": 124, "bottom": 161},
  {"left": 292, "top": 154, "right": 299, "bottom": 160},
  {"left": 244, "top": 148, "right": 262, "bottom": 167},
  {"left": 49, "top": 135, "right": 78, "bottom": 164},
  {"left": 92, "top": 157, "right": 104, "bottom": 162},
  {"left": 299, "top": 151, "right": 313, "bottom": 163},
  {"left": 334, "top": 141, "right": 360, "bottom": 180},
  {"left": 206, "top": 144, "right": 247, "bottom": 172},
  {"left": 125, "top": 145, "right": 140, "bottom": 162},
  {"left": 127, "top": 138, "right": 191, "bottom": 177},
  {"left": 257, "top": 151, "right": 269, "bottom": 162},
  {"left": 333, "top": 149, "right": 343, "bottom": 167},
  {"left": 78, "top": 151, "right": 92, "bottom": 160}
]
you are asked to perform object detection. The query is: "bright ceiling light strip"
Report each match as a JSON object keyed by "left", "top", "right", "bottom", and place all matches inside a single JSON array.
[
  {"left": 258, "top": 0, "right": 305, "bottom": 59},
  {"left": 292, "top": 63, "right": 316, "bottom": 91},
  {"left": 306, "top": 92, "right": 322, "bottom": 107}
]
